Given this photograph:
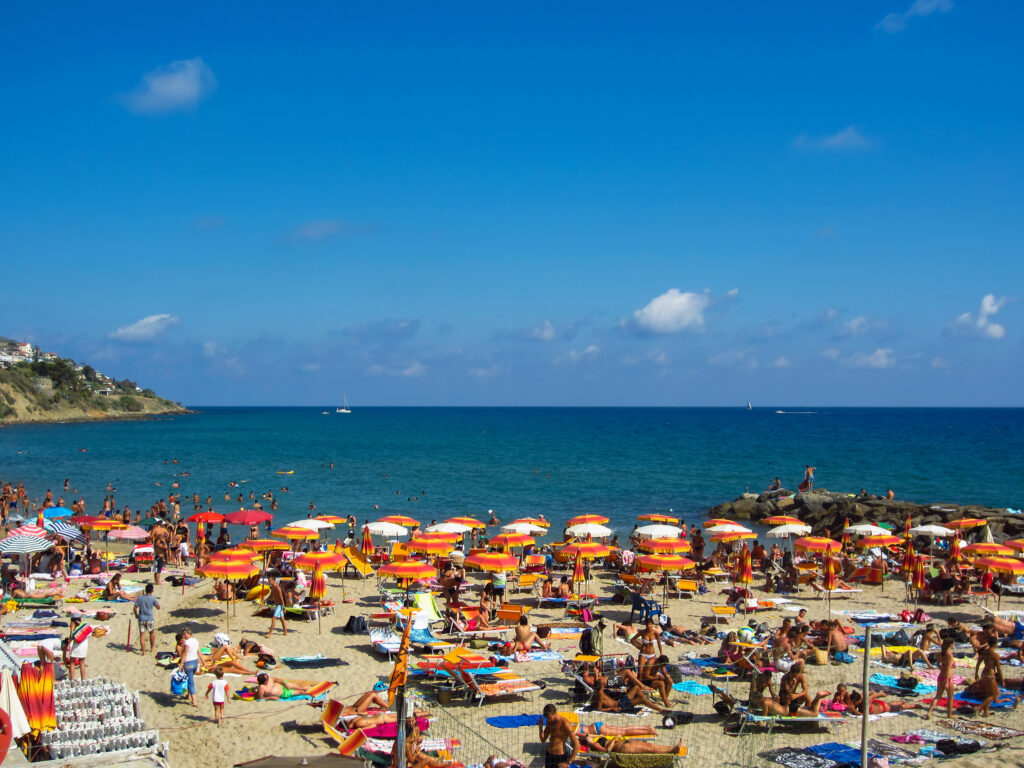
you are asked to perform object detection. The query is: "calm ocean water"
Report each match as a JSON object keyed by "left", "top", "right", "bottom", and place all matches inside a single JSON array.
[{"left": 0, "top": 408, "right": 1021, "bottom": 535}]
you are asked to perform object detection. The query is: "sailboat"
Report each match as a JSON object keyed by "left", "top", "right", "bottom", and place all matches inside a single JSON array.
[
  {"left": 747, "top": 402, "right": 752, "bottom": 410},
  {"left": 336, "top": 395, "right": 352, "bottom": 414}
]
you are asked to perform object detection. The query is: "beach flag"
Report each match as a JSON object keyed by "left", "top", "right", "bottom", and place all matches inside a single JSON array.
[{"left": 387, "top": 611, "right": 414, "bottom": 707}]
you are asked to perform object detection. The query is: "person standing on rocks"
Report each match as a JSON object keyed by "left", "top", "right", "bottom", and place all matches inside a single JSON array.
[{"left": 803, "top": 465, "right": 816, "bottom": 492}]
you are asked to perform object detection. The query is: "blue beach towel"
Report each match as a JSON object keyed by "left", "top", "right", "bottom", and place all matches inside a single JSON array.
[
  {"left": 869, "top": 673, "right": 937, "bottom": 695},
  {"left": 672, "top": 680, "right": 712, "bottom": 696},
  {"left": 486, "top": 714, "right": 542, "bottom": 729},
  {"left": 806, "top": 742, "right": 874, "bottom": 764}
]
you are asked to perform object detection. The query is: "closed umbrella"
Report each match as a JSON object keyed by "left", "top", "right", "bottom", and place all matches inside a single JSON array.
[
  {"left": 0, "top": 667, "right": 31, "bottom": 739},
  {"left": 903, "top": 514, "right": 913, "bottom": 539},
  {"left": 948, "top": 534, "right": 963, "bottom": 563},
  {"left": 841, "top": 518, "right": 851, "bottom": 546},
  {"left": 912, "top": 556, "right": 927, "bottom": 608},
  {"left": 572, "top": 548, "right": 586, "bottom": 592},
  {"left": 902, "top": 539, "right": 917, "bottom": 578},
  {"left": 638, "top": 514, "right": 679, "bottom": 524},
  {"left": 822, "top": 555, "right": 837, "bottom": 618},
  {"left": 361, "top": 526, "right": 375, "bottom": 557}
]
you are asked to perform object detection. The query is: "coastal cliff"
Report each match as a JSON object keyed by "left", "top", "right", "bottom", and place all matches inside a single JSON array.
[
  {"left": 711, "top": 490, "right": 1024, "bottom": 540},
  {"left": 0, "top": 359, "right": 189, "bottom": 425}
]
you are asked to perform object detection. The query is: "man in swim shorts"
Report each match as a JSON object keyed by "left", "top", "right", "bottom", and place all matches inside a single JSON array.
[
  {"left": 539, "top": 703, "right": 579, "bottom": 768},
  {"left": 254, "top": 673, "right": 317, "bottom": 700},
  {"left": 266, "top": 575, "right": 288, "bottom": 638}
]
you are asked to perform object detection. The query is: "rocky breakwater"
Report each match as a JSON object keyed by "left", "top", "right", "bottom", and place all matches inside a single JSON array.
[{"left": 709, "top": 490, "right": 1024, "bottom": 541}]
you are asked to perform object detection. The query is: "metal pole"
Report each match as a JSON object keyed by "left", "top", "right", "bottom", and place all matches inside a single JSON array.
[
  {"left": 395, "top": 683, "right": 407, "bottom": 768},
  {"left": 860, "top": 629, "right": 871, "bottom": 768}
]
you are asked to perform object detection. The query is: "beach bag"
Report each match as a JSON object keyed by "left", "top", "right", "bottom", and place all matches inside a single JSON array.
[
  {"left": 834, "top": 651, "right": 855, "bottom": 664},
  {"left": 255, "top": 653, "right": 277, "bottom": 669},
  {"left": 897, "top": 673, "right": 921, "bottom": 691},
  {"left": 170, "top": 669, "right": 187, "bottom": 695},
  {"left": 343, "top": 615, "right": 367, "bottom": 633},
  {"left": 812, "top": 648, "right": 829, "bottom": 666},
  {"left": 469, "top": 639, "right": 488, "bottom": 649},
  {"left": 579, "top": 628, "right": 596, "bottom": 656},
  {"left": 578, "top": 608, "right": 595, "bottom": 623},
  {"left": 888, "top": 629, "right": 910, "bottom": 646},
  {"left": 71, "top": 623, "right": 93, "bottom": 644}
]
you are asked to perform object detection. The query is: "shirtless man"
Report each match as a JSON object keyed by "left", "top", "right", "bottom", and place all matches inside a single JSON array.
[
  {"left": 988, "top": 615, "right": 1024, "bottom": 648},
  {"left": 925, "top": 637, "right": 956, "bottom": 720},
  {"left": 253, "top": 673, "right": 318, "bottom": 700},
  {"left": 820, "top": 620, "right": 850, "bottom": 656},
  {"left": 266, "top": 575, "right": 288, "bottom": 637},
  {"left": 514, "top": 615, "right": 550, "bottom": 652},
  {"left": 539, "top": 703, "right": 580, "bottom": 768},
  {"left": 638, "top": 655, "right": 674, "bottom": 707},
  {"left": 780, "top": 659, "right": 812, "bottom": 709},
  {"left": 579, "top": 734, "right": 686, "bottom": 755}
]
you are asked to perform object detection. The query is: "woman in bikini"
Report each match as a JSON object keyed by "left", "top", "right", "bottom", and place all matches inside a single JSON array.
[
  {"left": 590, "top": 671, "right": 667, "bottom": 713},
  {"left": 632, "top": 619, "right": 662, "bottom": 679},
  {"left": 925, "top": 637, "right": 956, "bottom": 720},
  {"left": 638, "top": 655, "right": 674, "bottom": 707},
  {"left": 879, "top": 642, "right": 934, "bottom": 669},
  {"left": 579, "top": 734, "right": 686, "bottom": 755},
  {"left": 848, "top": 691, "right": 919, "bottom": 715},
  {"left": 102, "top": 573, "right": 136, "bottom": 601},
  {"left": 577, "top": 722, "right": 655, "bottom": 738}
]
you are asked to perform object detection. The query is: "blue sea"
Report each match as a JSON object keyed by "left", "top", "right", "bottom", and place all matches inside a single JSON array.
[{"left": 1, "top": 408, "right": 1021, "bottom": 535}]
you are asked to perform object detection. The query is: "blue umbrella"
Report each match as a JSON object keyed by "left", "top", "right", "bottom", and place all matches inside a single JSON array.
[
  {"left": 40, "top": 506, "right": 73, "bottom": 519},
  {"left": 43, "top": 519, "right": 87, "bottom": 544}
]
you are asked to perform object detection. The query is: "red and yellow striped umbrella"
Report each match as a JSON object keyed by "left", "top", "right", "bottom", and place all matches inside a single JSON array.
[
  {"left": 293, "top": 551, "right": 347, "bottom": 571},
  {"left": 80, "top": 519, "right": 126, "bottom": 532},
  {"left": 315, "top": 515, "right": 347, "bottom": 525},
  {"left": 361, "top": 526, "right": 374, "bottom": 556},
  {"left": 945, "top": 518, "right": 987, "bottom": 530},
  {"left": 510, "top": 517, "right": 550, "bottom": 528},
  {"left": 378, "top": 561, "right": 436, "bottom": 581},
  {"left": 737, "top": 544, "right": 753, "bottom": 586},
  {"left": 636, "top": 554, "right": 696, "bottom": 572},
  {"left": 841, "top": 518, "right": 851, "bottom": 546},
  {"left": 562, "top": 541, "right": 611, "bottom": 559},
  {"left": 902, "top": 539, "right": 917, "bottom": 576},
  {"left": 638, "top": 513, "right": 679, "bottom": 524},
  {"left": 379, "top": 515, "right": 421, "bottom": 528},
  {"left": 903, "top": 514, "right": 913, "bottom": 539},
  {"left": 948, "top": 534, "right": 963, "bottom": 562},
  {"left": 794, "top": 536, "right": 842, "bottom": 554},
  {"left": 1006, "top": 539, "right": 1024, "bottom": 551},
  {"left": 413, "top": 531, "right": 460, "bottom": 543},
  {"left": 445, "top": 516, "right": 485, "bottom": 529},
  {"left": 271, "top": 526, "right": 319, "bottom": 540},
  {"left": 240, "top": 539, "right": 289, "bottom": 552},
  {"left": 704, "top": 519, "right": 735, "bottom": 528},
  {"left": 856, "top": 535, "right": 903, "bottom": 549},
  {"left": 198, "top": 560, "right": 260, "bottom": 579},
  {"left": 911, "top": 556, "right": 927, "bottom": 592},
  {"left": 572, "top": 548, "right": 586, "bottom": 584},
  {"left": 567, "top": 514, "right": 609, "bottom": 526},
  {"left": 18, "top": 660, "right": 56, "bottom": 733},
  {"left": 465, "top": 552, "right": 520, "bottom": 572},
  {"left": 974, "top": 556, "right": 1024, "bottom": 576},
  {"left": 764, "top": 515, "right": 802, "bottom": 526},
  {"left": 211, "top": 547, "right": 262, "bottom": 558},
  {"left": 710, "top": 531, "right": 757, "bottom": 543},
  {"left": 187, "top": 511, "right": 224, "bottom": 524},
  {"left": 489, "top": 532, "right": 535, "bottom": 550},
  {"left": 206, "top": 552, "right": 261, "bottom": 565},
  {"left": 637, "top": 537, "right": 692, "bottom": 554},
  {"left": 963, "top": 542, "right": 1014, "bottom": 556},
  {"left": 308, "top": 563, "right": 327, "bottom": 602},
  {"left": 822, "top": 556, "right": 838, "bottom": 592},
  {"left": 405, "top": 537, "right": 452, "bottom": 555}
]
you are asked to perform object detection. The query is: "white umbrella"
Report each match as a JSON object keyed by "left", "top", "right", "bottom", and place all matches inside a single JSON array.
[
  {"left": 426, "top": 522, "right": 471, "bottom": 534},
  {"left": 502, "top": 522, "right": 547, "bottom": 535},
  {"left": 705, "top": 524, "right": 753, "bottom": 534},
  {"left": 844, "top": 524, "right": 890, "bottom": 536},
  {"left": 635, "top": 524, "right": 682, "bottom": 539},
  {"left": 0, "top": 535, "right": 54, "bottom": 555},
  {"left": 364, "top": 521, "right": 409, "bottom": 538},
  {"left": 0, "top": 667, "right": 30, "bottom": 739},
  {"left": 288, "top": 519, "right": 334, "bottom": 531},
  {"left": 908, "top": 524, "right": 955, "bottom": 537},
  {"left": 767, "top": 524, "right": 812, "bottom": 537},
  {"left": 566, "top": 523, "right": 612, "bottom": 538}
]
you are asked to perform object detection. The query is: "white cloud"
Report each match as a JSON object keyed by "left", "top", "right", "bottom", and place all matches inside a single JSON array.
[
  {"left": 847, "top": 348, "right": 896, "bottom": 369},
  {"left": 290, "top": 220, "right": 344, "bottom": 242},
  {"left": 930, "top": 356, "right": 950, "bottom": 370},
  {"left": 121, "top": 57, "right": 216, "bottom": 114},
  {"left": 632, "top": 289, "right": 711, "bottom": 334},
  {"left": 556, "top": 345, "right": 599, "bottom": 365},
  {"left": 368, "top": 360, "right": 425, "bottom": 378},
  {"left": 469, "top": 365, "right": 501, "bottom": 378},
  {"left": 877, "top": 0, "right": 952, "bottom": 33},
  {"left": 769, "top": 356, "right": 791, "bottom": 369},
  {"left": 201, "top": 341, "right": 220, "bottom": 359},
  {"left": 110, "top": 314, "right": 180, "bottom": 342},
  {"left": 531, "top": 321, "right": 557, "bottom": 341},
  {"left": 622, "top": 350, "right": 669, "bottom": 367},
  {"left": 950, "top": 293, "right": 1008, "bottom": 339},
  {"left": 842, "top": 315, "right": 869, "bottom": 335},
  {"left": 726, "top": 288, "right": 740, "bottom": 298},
  {"left": 821, "top": 348, "right": 840, "bottom": 360},
  {"left": 793, "top": 126, "right": 872, "bottom": 151}
]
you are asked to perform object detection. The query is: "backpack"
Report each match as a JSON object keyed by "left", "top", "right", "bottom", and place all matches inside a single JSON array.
[
  {"left": 578, "top": 608, "right": 595, "bottom": 623},
  {"left": 579, "top": 628, "right": 595, "bottom": 656},
  {"left": 343, "top": 615, "right": 367, "bottom": 633}
]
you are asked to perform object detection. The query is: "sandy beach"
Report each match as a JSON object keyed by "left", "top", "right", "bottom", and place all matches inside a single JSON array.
[{"left": 42, "top": 543, "right": 1023, "bottom": 768}]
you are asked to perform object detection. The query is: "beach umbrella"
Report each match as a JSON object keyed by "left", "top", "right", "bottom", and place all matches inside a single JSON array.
[
  {"left": 464, "top": 552, "right": 519, "bottom": 572},
  {"left": 856, "top": 535, "right": 903, "bottom": 549},
  {"left": 287, "top": 519, "right": 334, "bottom": 531},
  {"left": 766, "top": 524, "right": 811, "bottom": 538},
  {"left": 904, "top": 514, "right": 913, "bottom": 539},
  {"left": 224, "top": 509, "right": 273, "bottom": 526},
  {"left": 197, "top": 559, "right": 260, "bottom": 631},
  {"left": 378, "top": 561, "right": 436, "bottom": 590},
  {"left": 912, "top": 556, "right": 927, "bottom": 608},
  {"left": 210, "top": 547, "right": 262, "bottom": 559},
  {"left": 271, "top": 526, "right": 319, "bottom": 540},
  {"left": 710, "top": 531, "right": 757, "bottom": 544},
  {"left": 636, "top": 537, "right": 692, "bottom": 554},
  {"left": 0, "top": 535, "right": 54, "bottom": 555},
  {"left": 845, "top": 523, "right": 891, "bottom": 537},
  {"left": 187, "top": 512, "right": 224, "bottom": 524},
  {"left": 405, "top": 537, "right": 451, "bottom": 555},
  {"left": 638, "top": 513, "right": 680, "bottom": 524},
  {"left": 565, "top": 523, "right": 612, "bottom": 539},
  {"left": 378, "top": 515, "right": 421, "bottom": 528},
  {"left": 635, "top": 524, "right": 682, "bottom": 539},
  {"left": 501, "top": 522, "right": 546, "bottom": 535},
  {"left": 0, "top": 667, "right": 31, "bottom": 739},
  {"left": 636, "top": 553, "right": 696, "bottom": 605},
  {"left": 841, "top": 518, "right": 851, "bottom": 546},
  {"left": 975, "top": 556, "right": 1024, "bottom": 609},
  {"left": 108, "top": 525, "right": 150, "bottom": 541},
  {"left": 949, "top": 534, "right": 963, "bottom": 563},
  {"left": 445, "top": 516, "right": 486, "bottom": 529},
  {"left": 413, "top": 531, "right": 460, "bottom": 543},
  {"left": 902, "top": 539, "right": 917, "bottom": 578},
  {"left": 763, "top": 515, "right": 803, "bottom": 526},
  {"left": 737, "top": 544, "right": 753, "bottom": 585},
  {"left": 1005, "top": 539, "right": 1024, "bottom": 551},
  {"left": 794, "top": 536, "right": 841, "bottom": 554},
  {"left": 509, "top": 517, "right": 549, "bottom": 528},
  {"left": 70, "top": 515, "right": 99, "bottom": 526},
  {"left": 43, "top": 519, "right": 86, "bottom": 544},
  {"left": 426, "top": 522, "right": 471, "bottom": 534},
  {"left": 361, "top": 526, "right": 375, "bottom": 557},
  {"left": 315, "top": 515, "right": 347, "bottom": 525},
  {"left": 963, "top": 542, "right": 1014, "bottom": 556},
  {"left": 489, "top": 532, "right": 535, "bottom": 550},
  {"left": 705, "top": 524, "right": 753, "bottom": 535},
  {"left": 240, "top": 539, "right": 289, "bottom": 552},
  {"left": 365, "top": 521, "right": 409, "bottom": 538},
  {"left": 572, "top": 548, "right": 586, "bottom": 588},
  {"left": 39, "top": 506, "right": 73, "bottom": 519},
  {"left": 567, "top": 514, "right": 609, "bottom": 526},
  {"left": 562, "top": 541, "right": 611, "bottom": 559},
  {"left": 822, "top": 555, "right": 837, "bottom": 618},
  {"left": 8, "top": 523, "right": 48, "bottom": 538},
  {"left": 945, "top": 518, "right": 987, "bottom": 530},
  {"left": 704, "top": 519, "right": 735, "bottom": 528},
  {"left": 293, "top": 552, "right": 346, "bottom": 634},
  {"left": 80, "top": 519, "right": 126, "bottom": 532},
  {"left": 909, "top": 524, "right": 955, "bottom": 537}
]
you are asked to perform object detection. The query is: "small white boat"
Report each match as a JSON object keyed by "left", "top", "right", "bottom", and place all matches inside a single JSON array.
[
  {"left": 336, "top": 394, "right": 352, "bottom": 414},
  {"left": 747, "top": 401, "right": 752, "bottom": 410}
]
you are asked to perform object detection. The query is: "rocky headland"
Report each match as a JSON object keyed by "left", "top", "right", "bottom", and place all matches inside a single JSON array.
[{"left": 710, "top": 489, "right": 1024, "bottom": 540}]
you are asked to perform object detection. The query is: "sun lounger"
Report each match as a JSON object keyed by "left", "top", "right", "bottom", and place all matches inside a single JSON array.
[
  {"left": 734, "top": 705, "right": 843, "bottom": 735},
  {"left": 810, "top": 583, "right": 863, "bottom": 599},
  {"left": 368, "top": 625, "right": 402, "bottom": 659},
  {"left": 458, "top": 668, "right": 541, "bottom": 707}
]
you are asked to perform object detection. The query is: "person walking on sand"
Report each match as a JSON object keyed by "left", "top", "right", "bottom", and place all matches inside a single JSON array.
[
  {"left": 133, "top": 583, "right": 160, "bottom": 654},
  {"left": 65, "top": 617, "right": 89, "bottom": 681},
  {"left": 206, "top": 667, "right": 229, "bottom": 724},
  {"left": 266, "top": 574, "right": 288, "bottom": 637},
  {"left": 177, "top": 627, "right": 201, "bottom": 706},
  {"left": 925, "top": 637, "right": 956, "bottom": 720}
]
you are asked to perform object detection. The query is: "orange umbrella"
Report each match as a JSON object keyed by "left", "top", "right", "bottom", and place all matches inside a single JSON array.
[
  {"left": 361, "top": 526, "right": 374, "bottom": 557},
  {"left": 794, "top": 536, "right": 842, "bottom": 554},
  {"left": 638, "top": 514, "right": 679, "bottom": 524},
  {"left": 562, "top": 541, "right": 611, "bottom": 559},
  {"left": 637, "top": 538, "right": 692, "bottom": 554},
  {"left": 198, "top": 559, "right": 260, "bottom": 630},
  {"left": 206, "top": 552, "right": 261, "bottom": 565},
  {"left": 489, "top": 532, "right": 535, "bottom": 550},
  {"left": 856, "top": 535, "right": 903, "bottom": 549},
  {"left": 379, "top": 515, "right": 421, "bottom": 528},
  {"left": 1006, "top": 539, "right": 1024, "bottom": 551},
  {"left": 406, "top": 538, "right": 451, "bottom": 555},
  {"left": 636, "top": 554, "right": 696, "bottom": 571},
  {"left": 963, "top": 542, "right": 1014, "bottom": 556},
  {"left": 240, "top": 539, "right": 289, "bottom": 552},
  {"left": 841, "top": 518, "right": 851, "bottom": 546},
  {"left": 975, "top": 556, "right": 1024, "bottom": 575},
  {"left": 764, "top": 515, "right": 803, "bottom": 526},
  {"left": 822, "top": 556, "right": 837, "bottom": 591},
  {"left": 902, "top": 539, "right": 917, "bottom": 576},
  {"left": 187, "top": 511, "right": 224, "bottom": 524},
  {"left": 315, "top": 515, "right": 347, "bottom": 524},
  {"left": 464, "top": 552, "right": 519, "bottom": 572},
  {"left": 945, "top": 518, "right": 987, "bottom": 530},
  {"left": 510, "top": 517, "right": 549, "bottom": 528},
  {"left": 704, "top": 519, "right": 734, "bottom": 528},
  {"left": 271, "top": 526, "right": 319, "bottom": 540},
  {"left": 903, "top": 513, "right": 912, "bottom": 539},
  {"left": 308, "top": 563, "right": 326, "bottom": 601},
  {"left": 572, "top": 548, "right": 586, "bottom": 585},
  {"left": 413, "top": 531, "right": 460, "bottom": 543},
  {"left": 379, "top": 561, "right": 435, "bottom": 581},
  {"left": 710, "top": 531, "right": 757, "bottom": 543},
  {"left": 911, "top": 556, "right": 927, "bottom": 594},
  {"left": 212, "top": 547, "right": 262, "bottom": 558},
  {"left": 737, "top": 544, "right": 753, "bottom": 586},
  {"left": 445, "top": 516, "right": 485, "bottom": 529},
  {"left": 80, "top": 519, "right": 125, "bottom": 531},
  {"left": 293, "top": 551, "right": 347, "bottom": 571},
  {"left": 567, "top": 514, "right": 609, "bottom": 526}
]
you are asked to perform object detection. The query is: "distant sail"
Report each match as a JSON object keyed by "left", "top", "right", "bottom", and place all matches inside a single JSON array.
[{"left": 747, "top": 402, "right": 752, "bottom": 410}]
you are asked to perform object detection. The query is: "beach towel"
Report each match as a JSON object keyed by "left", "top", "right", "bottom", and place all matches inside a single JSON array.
[
  {"left": 921, "top": 693, "right": 1017, "bottom": 709},
  {"left": 353, "top": 717, "right": 430, "bottom": 739},
  {"left": 494, "top": 650, "right": 562, "bottom": 662},
  {"left": 806, "top": 742, "right": 868, "bottom": 764},
  {"left": 486, "top": 714, "right": 542, "bottom": 729},
  {"left": 282, "top": 654, "right": 344, "bottom": 668},
  {"left": 760, "top": 747, "right": 841, "bottom": 768},
  {"left": 936, "top": 718, "right": 1024, "bottom": 740},
  {"left": 672, "top": 681, "right": 712, "bottom": 696},
  {"left": 869, "top": 673, "right": 937, "bottom": 696}
]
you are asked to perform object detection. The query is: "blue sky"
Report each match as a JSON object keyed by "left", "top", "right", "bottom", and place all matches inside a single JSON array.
[{"left": 1, "top": 1, "right": 1021, "bottom": 406}]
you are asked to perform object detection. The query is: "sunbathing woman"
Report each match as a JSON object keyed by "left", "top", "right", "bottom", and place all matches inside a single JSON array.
[
  {"left": 102, "top": 573, "right": 135, "bottom": 601},
  {"left": 590, "top": 671, "right": 668, "bottom": 713},
  {"left": 879, "top": 642, "right": 934, "bottom": 669},
  {"left": 577, "top": 722, "right": 655, "bottom": 738},
  {"left": 341, "top": 706, "right": 431, "bottom": 729},
  {"left": 404, "top": 720, "right": 455, "bottom": 768},
  {"left": 579, "top": 734, "right": 686, "bottom": 755},
  {"left": 847, "top": 691, "right": 919, "bottom": 715},
  {"left": 339, "top": 691, "right": 389, "bottom": 716},
  {"left": 761, "top": 688, "right": 831, "bottom": 717}
]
